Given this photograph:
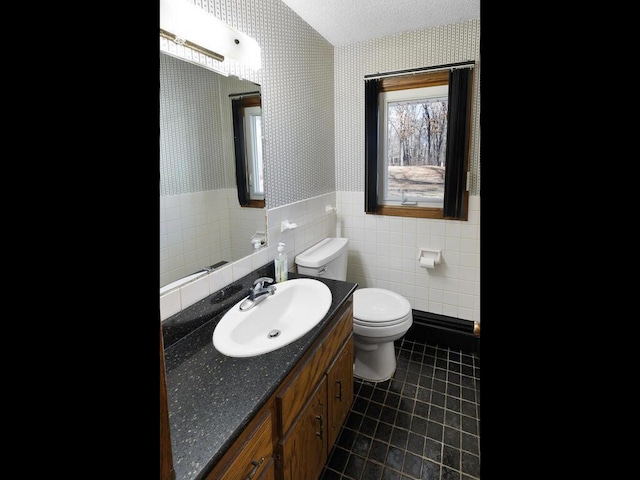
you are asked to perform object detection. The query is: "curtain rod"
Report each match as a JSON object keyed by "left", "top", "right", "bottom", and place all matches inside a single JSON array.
[
  {"left": 229, "top": 91, "right": 260, "bottom": 98},
  {"left": 364, "top": 60, "right": 475, "bottom": 80}
]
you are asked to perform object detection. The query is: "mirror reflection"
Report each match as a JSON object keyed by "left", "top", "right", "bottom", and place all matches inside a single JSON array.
[{"left": 160, "top": 52, "right": 266, "bottom": 289}]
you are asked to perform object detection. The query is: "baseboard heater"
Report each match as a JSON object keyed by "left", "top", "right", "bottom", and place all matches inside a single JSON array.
[{"left": 405, "top": 310, "right": 480, "bottom": 355}]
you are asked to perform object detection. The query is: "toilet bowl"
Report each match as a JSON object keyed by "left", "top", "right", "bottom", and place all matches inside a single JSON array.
[{"left": 295, "top": 237, "right": 413, "bottom": 382}]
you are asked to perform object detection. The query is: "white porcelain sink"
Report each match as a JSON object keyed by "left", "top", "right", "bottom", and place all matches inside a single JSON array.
[{"left": 212, "top": 278, "right": 332, "bottom": 357}]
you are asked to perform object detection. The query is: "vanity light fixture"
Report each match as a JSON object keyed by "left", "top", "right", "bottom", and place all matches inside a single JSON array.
[{"left": 160, "top": 0, "right": 261, "bottom": 70}]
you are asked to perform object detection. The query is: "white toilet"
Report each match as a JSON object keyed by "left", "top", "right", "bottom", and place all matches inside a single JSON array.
[{"left": 295, "top": 237, "right": 413, "bottom": 382}]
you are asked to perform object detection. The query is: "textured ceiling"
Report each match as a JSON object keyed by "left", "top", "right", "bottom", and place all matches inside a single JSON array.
[{"left": 280, "top": 0, "right": 480, "bottom": 46}]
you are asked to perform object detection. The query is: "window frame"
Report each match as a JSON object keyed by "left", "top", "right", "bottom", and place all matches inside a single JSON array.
[
  {"left": 232, "top": 95, "right": 264, "bottom": 208},
  {"left": 364, "top": 68, "right": 473, "bottom": 221}
]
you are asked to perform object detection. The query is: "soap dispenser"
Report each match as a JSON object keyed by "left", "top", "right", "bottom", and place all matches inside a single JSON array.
[{"left": 275, "top": 242, "right": 288, "bottom": 283}]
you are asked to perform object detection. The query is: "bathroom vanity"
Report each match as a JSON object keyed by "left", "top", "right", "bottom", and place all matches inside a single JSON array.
[{"left": 161, "top": 265, "right": 358, "bottom": 480}]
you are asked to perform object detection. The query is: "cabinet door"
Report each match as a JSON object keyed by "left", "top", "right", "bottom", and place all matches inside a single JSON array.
[
  {"left": 279, "top": 377, "right": 328, "bottom": 480},
  {"left": 326, "top": 336, "right": 354, "bottom": 450},
  {"left": 216, "top": 410, "right": 273, "bottom": 480}
]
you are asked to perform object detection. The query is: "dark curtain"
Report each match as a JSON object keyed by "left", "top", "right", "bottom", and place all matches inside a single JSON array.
[
  {"left": 364, "top": 79, "right": 380, "bottom": 213},
  {"left": 443, "top": 68, "right": 472, "bottom": 219},
  {"left": 232, "top": 98, "right": 249, "bottom": 206}
]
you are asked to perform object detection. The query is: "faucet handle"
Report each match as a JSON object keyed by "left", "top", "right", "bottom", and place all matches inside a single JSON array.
[{"left": 253, "top": 277, "right": 274, "bottom": 288}]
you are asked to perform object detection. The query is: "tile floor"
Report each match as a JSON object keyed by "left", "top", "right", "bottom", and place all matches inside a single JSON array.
[{"left": 320, "top": 336, "right": 481, "bottom": 480}]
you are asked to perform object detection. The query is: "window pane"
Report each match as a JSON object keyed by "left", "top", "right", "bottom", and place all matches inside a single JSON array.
[{"left": 383, "top": 94, "right": 448, "bottom": 204}]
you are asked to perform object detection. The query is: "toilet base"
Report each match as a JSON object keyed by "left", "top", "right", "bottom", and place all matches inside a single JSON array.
[{"left": 353, "top": 340, "right": 397, "bottom": 383}]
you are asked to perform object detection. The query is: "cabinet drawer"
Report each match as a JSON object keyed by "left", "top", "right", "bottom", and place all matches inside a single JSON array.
[
  {"left": 216, "top": 409, "right": 273, "bottom": 480},
  {"left": 277, "top": 300, "right": 353, "bottom": 435}
]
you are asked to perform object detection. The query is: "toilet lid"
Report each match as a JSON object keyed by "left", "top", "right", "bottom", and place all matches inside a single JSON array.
[{"left": 353, "top": 288, "right": 411, "bottom": 326}]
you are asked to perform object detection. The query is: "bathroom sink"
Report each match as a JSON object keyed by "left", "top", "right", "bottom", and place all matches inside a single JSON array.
[{"left": 212, "top": 278, "right": 332, "bottom": 357}]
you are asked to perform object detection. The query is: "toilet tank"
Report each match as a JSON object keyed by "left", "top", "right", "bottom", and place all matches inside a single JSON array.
[{"left": 295, "top": 237, "right": 349, "bottom": 281}]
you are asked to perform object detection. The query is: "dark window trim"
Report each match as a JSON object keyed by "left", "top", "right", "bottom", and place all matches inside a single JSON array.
[
  {"left": 232, "top": 95, "right": 264, "bottom": 208},
  {"left": 364, "top": 66, "right": 473, "bottom": 221}
]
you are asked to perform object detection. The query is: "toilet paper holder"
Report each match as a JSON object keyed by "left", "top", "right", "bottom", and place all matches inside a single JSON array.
[{"left": 418, "top": 248, "right": 442, "bottom": 265}]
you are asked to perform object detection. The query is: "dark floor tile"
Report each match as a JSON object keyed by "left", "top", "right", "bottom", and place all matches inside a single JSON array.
[
  {"left": 337, "top": 426, "right": 358, "bottom": 450},
  {"left": 406, "top": 432, "right": 425, "bottom": 456},
  {"left": 389, "top": 379, "right": 404, "bottom": 393},
  {"left": 447, "top": 363, "right": 461, "bottom": 376},
  {"left": 382, "top": 467, "right": 401, "bottom": 480},
  {"left": 420, "top": 458, "right": 441, "bottom": 480},
  {"left": 460, "top": 364, "right": 474, "bottom": 376},
  {"left": 447, "top": 370, "right": 462, "bottom": 385},
  {"left": 461, "top": 415, "right": 478, "bottom": 436},
  {"left": 441, "top": 465, "right": 461, "bottom": 480},
  {"left": 402, "top": 451, "right": 422, "bottom": 478},
  {"left": 363, "top": 460, "right": 384, "bottom": 480},
  {"left": 408, "top": 360, "right": 422, "bottom": 373},
  {"left": 380, "top": 406, "right": 397, "bottom": 424},
  {"left": 444, "top": 409, "right": 461, "bottom": 429},
  {"left": 410, "top": 416, "right": 428, "bottom": 436},
  {"left": 360, "top": 416, "right": 378, "bottom": 436},
  {"left": 373, "top": 421, "right": 393, "bottom": 443},
  {"left": 433, "top": 369, "right": 447, "bottom": 384},
  {"left": 446, "top": 383, "right": 461, "bottom": 398},
  {"left": 398, "top": 397, "right": 415, "bottom": 414},
  {"left": 371, "top": 387, "right": 387, "bottom": 404},
  {"left": 390, "top": 426, "right": 409, "bottom": 449},
  {"left": 366, "top": 401, "right": 383, "bottom": 420},
  {"left": 419, "top": 365, "right": 434, "bottom": 381},
  {"left": 428, "top": 404, "right": 444, "bottom": 424},
  {"left": 327, "top": 446, "right": 350, "bottom": 473},
  {"left": 394, "top": 410, "right": 411, "bottom": 429},
  {"left": 443, "top": 425, "right": 461, "bottom": 448},
  {"left": 431, "top": 378, "right": 446, "bottom": 395},
  {"left": 414, "top": 400, "right": 429, "bottom": 418},
  {"left": 385, "top": 446, "right": 405, "bottom": 471},
  {"left": 461, "top": 432, "right": 479, "bottom": 455},
  {"left": 352, "top": 396, "right": 369, "bottom": 414},
  {"left": 423, "top": 439, "right": 442, "bottom": 462},
  {"left": 369, "top": 439, "right": 389, "bottom": 463},
  {"left": 359, "top": 383, "right": 375, "bottom": 399},
  {"left": 345, "top": 411, "right": 364, "bottom": 430},
  {"left": 425, "top": 420, "right": 444, "bottom": 442},
  {"left": 430, "top": 390, "right": 445, "bottom": 407},
  {"left": 461, "top": 400, "right": 476, "bottom": 418},
  {"left": 461, "top": 451, "right": 480, "bottom": 478},
  {"left": 460, "top": 386, "right": 476, "bottom": 402},
  {"left": 344, "top": 453, "right": 366, "bottom": 479},
  {"left": 405, "top": 371, "right": 420, "bottom": 386},
  {"left": 385, "top": 391, "right": 401, "bottom": 409},
  {"left": 320, "top": 467, "right": 342, "bottom": 480},
  {"left": 322, "top": 341, "right": 479, "bottom": 480},
  {"left": 352, "top": 432, "right": 372, "bottom": 456},
  {"left": 446, "top": 395, "right": 461, "bottom": 412},
  {"left": 442, "top": 444, "right": 460, "bottom": 470}
]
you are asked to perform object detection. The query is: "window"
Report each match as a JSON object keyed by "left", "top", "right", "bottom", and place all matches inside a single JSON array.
[
  {"left": 243, "top": 104, "right": 264, "bottom": 201},
  {"left": 232, "top": 95, "right": 264, "bottom": 208},
  {"left": 365, "top": 66, "right": 473, "bottom": 220}
]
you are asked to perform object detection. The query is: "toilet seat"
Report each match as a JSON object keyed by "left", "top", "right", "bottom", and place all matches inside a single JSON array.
[{"left": 353, "top": 288, "right": 412, "bottom": 327}]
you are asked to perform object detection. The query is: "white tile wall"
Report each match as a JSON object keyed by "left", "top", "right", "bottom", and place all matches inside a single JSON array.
[
  {"left": 160, "top": 193, "right": 337, "bottom": 320},
  {"left": 337, "top": 192, "right": 480, "bottom": 322}
]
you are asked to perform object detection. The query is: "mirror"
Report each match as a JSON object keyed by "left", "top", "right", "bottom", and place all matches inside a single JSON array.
[{"left": 160, "top": 51, "right": 266, "bottom": 289}]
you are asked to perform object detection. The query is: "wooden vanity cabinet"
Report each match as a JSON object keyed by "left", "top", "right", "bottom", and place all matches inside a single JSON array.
[
  {"left": 276, "top": 300, "right": 354, "bottom": 480},
  {"left": 326, "top": 337, "right": 354, "bottom": 450},
  {"left": 206, "top": 404, "right": 275, "bottom": 480},
  {"left": 207, "top": 296, "right": 355, "bottom": 480},
  {"left": 279, "top": 377, "right": 328, "bottom": 480}
]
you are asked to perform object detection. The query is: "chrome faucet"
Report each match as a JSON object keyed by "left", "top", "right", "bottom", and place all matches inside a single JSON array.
[{"left": 239, "top": 277, "right": 276, "bottom": 311}]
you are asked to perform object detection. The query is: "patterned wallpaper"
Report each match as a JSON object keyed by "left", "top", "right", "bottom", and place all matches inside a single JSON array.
[
  {"left": 160, "top": 0, "right": 335, "bottom": 209},
  {"left": 334, "top": 19, "right": 481, "bottom": 195},
  {"left": 160, "top": 52, "right": 261, "bottom": 195}
]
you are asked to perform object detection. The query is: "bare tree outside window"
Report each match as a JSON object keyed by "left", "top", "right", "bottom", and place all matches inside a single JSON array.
[{"left": 385, "top": 97, "right": 448, "bottom": 201}]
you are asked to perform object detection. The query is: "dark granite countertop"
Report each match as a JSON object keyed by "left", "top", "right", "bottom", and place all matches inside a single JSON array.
[{"left": 162, "top": 263, "right": 358, "bottom": 480}]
